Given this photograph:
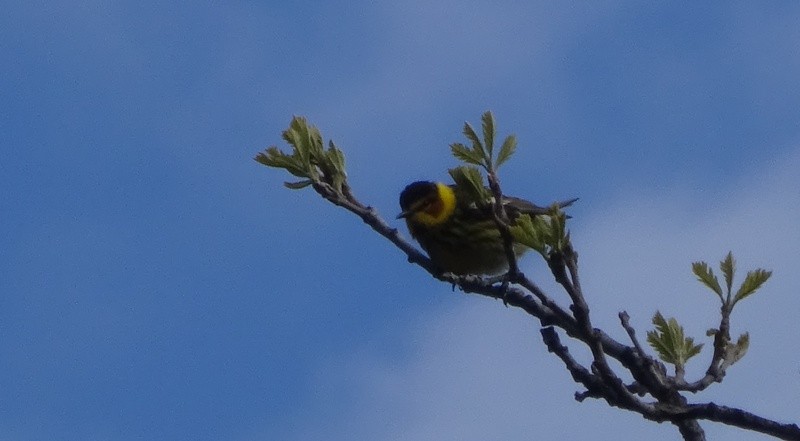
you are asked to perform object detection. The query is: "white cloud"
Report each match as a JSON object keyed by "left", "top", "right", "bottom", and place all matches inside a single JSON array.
[{"left": 290, "top": 299, "right": 669, "bottom": 441}]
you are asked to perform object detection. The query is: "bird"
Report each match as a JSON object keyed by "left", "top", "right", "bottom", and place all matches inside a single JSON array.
[{"left": 397, "top": 180, "right": 577, "bottom": 275}]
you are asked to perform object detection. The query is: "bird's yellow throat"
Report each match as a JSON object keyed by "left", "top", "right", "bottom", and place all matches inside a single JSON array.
[{"left": 411, "top": 182, "right": 457, "bottom": 227}]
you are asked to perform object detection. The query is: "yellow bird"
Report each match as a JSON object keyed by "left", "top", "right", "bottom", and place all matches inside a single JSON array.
[{"left": 398, "top": 181, "right": 576, "bottom": 275}]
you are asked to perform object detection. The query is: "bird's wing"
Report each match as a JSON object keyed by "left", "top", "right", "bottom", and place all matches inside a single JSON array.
[
  {"left": 451, "top": 183, "right": 578, "bottom": 219},
  {"left": 503, "top": 196, "right": 578, "bottom": 216}
]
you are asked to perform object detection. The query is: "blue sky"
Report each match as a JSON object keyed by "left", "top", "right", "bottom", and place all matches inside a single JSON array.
[{"left": 2, "top": 2, "right": 799, "bottom": 440}]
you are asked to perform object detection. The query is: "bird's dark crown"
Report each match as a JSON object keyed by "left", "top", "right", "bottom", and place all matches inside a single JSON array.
[{"left": 399, "top": 181, "right": 438, "bottom": 211}]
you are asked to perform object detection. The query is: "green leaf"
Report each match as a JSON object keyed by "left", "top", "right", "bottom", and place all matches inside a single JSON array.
[
  {"left": 509, "top": 214, "right": 553, "bottom": 254},
  {"left": 509, "top": 214, "right": 547, "bottom": 255},
  {"left": 327, "top": 141, "right": 347, "bottom": 176},
  {"left": 325, "top": 153, "right": 345, "bottom": 193},
  {"left": 283, "top": 116, "right": 326, "bottom": 171},
  {"left": 727, "top": 332, "right": 749, "bottom": 365},
  {"left": 282, "top": 125, "right": 309, "bottom": 167},
  {"left": 646, "top": 311, "right": 703, "bottom": 368},
  {"left": 254, "top": 147, "right": 309, "bottom": 178},
  {"left": 281, "top": 125, "right": 301, "bottom": 149},
  {"left": 253, "top": 147, "right": 277, "bottom": 167},
  {"left": 720, "top": 251, "right": 736, "bottom": 296},
  {"left": 481, "top": 111, "right": 495, "bottom": 159},
  {"left": 284, "top": 180, "right": 313, "bottom": 189},
  {"left": 692, "top": 261, "right": 723, "bottom": 300},
  {"left": 686, "top": 341, "right": 703, "bottom": 360},
  {"left": 496, "top": 135, "right": 517, "bottom": 167},
  {"left": 256, "top": 116, "right": 351, "bottom": 194},
  {"left": 448, "top": 166, "right": 489, "bottom": 204},
  {"left": 451, "top": 143, "right": 484, "bottom": 165},
  {"left": 508, "top": 204, "right": 571, "bottom": 257},
  {"left": 548, "top": 204, "right": 568, "bottom": 251},
  {"left": 462, "top": 122, "right": 486, "bottom": 162},
  {"left": 305, "top": 123, "right": 325, "bottom": 157},
  {"left": 733, "top": 268, "right": 772, "bottom": 305},
  {"left": 647, "top": 312, "right": 673, "bottom": 362}
]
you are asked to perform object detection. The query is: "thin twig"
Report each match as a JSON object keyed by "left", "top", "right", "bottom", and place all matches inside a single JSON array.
[{"left": 619, "top": 311, "right": 648, "bottom": 358}]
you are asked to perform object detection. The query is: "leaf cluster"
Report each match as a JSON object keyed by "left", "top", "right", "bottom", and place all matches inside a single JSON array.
[
  {"left": 254, "top": 116, "right": 347, "bottom": 192},
  {"left": 448, "top": 111, "right": 521, "bottom": 209},
  {"left": 646, "top": 312, "right": 703, "bottom": 370},
  {"left": 509, "top": 208, "right": 570, "bottom": 257},
  {"left": 447, "top": 165, "right": 491, "bottom": 206},
  {"left": 450, "top": 111, "right": 517, "bottom": 173},
  {"left": 646, "top": 252, "right": 771, "bottom": 373},
  {"left": 692, "top": 252, "right": 772, "bottom": 308}
]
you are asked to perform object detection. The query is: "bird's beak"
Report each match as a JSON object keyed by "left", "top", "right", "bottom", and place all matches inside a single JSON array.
[{"left": 396, "top": 210, "right": 412, "bottom": 219}]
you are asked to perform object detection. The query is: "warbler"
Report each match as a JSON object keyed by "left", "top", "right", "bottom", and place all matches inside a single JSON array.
[{"left": 397, "top": 181, "right": 577, "bottom": 275}]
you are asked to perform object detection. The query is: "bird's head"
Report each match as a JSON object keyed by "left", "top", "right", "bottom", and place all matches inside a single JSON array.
[{"left": 397, "top": 181, "right": 457, "bottom": 227}]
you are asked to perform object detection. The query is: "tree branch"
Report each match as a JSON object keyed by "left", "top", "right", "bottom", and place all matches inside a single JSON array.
[
  {"left": 683, "top": 403, "right": 800, "bottom": 441},
  {"left": 293, "top": 180, "right": 799, "bottom": 440},
  {"left": 258, "top": 117, "right": 797, "bottom": 440}
]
